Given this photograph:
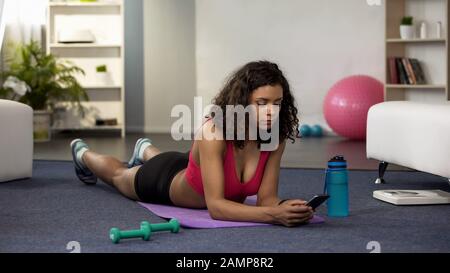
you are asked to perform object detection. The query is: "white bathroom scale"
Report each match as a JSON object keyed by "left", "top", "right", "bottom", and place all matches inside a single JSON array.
[{"left": 373, "top": 190, "right": 450, "bottom": 205}]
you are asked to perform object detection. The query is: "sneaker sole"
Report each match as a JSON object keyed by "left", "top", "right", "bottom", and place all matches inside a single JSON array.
[
  {"left": 71, "top": 139, "right": 97, "bottom": 185},
  {"left": 128, "top": 138, "right": 146, "bottom": 168}
]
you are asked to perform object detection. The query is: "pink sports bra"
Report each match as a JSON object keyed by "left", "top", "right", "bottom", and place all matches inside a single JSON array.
[{"left": 185, "top": 140, "right": 271, "bottom": 200}]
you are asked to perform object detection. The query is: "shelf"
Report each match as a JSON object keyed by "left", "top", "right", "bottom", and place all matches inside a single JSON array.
[
  {"left": 386, "top": 84, "right": 446, "bottom": 89},
  {"left": 384, "top": 0, "right": 449, "bottom": 102},
  {"left": 47, "top": 0, "right": 126, "bottom": 137},
  {"left": 49, "top": 2, "right": 121, "bottom": 7},
  {"left": 386, "top": 38, "right": 446, "bottom": 43},
  {"left": 50, "top": 43, "right": 121, "bottom": 48}
]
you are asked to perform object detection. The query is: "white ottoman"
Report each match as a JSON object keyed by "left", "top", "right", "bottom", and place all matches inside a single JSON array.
[
  {"left": 367, "top": 101, "right": 450, "bottom": 184},
  {"left": 0, "top": 100, "right": 33, "bottom": 183}
]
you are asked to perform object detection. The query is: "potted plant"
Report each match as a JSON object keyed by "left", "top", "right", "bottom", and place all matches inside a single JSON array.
[
  {"left": 400, "top": 16, "right": 415, "bottom": 39},
  {"left": 96, "top": 64, "right": 114, "bottom": 86},
  {"left": 0, "top": 40, "right": 88, "bottom": 142}
]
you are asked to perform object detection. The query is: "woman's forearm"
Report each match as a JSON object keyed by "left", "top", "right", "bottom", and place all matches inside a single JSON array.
[
  {"left": 207, "top": 199, "right": 278, "bottom": 224},
  {"left": 258, "top": 197, "right": 282, "bottom": 207}
]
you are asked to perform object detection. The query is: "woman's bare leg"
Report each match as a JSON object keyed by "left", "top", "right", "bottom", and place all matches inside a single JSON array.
[
  {"left": 142, "top": 145, "right": 162, "bottom": 161},
  {"left": 82, "top": 151, "right": 140, "bottom": 200}
]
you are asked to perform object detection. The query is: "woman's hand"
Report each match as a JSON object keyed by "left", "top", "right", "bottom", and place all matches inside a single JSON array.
[{"left": 271, "top": 199, "right": 314, "bottom": 227}]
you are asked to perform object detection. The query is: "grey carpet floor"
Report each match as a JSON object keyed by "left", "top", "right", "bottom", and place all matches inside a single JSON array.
[{"left": 0, "top": 161, "right": 449, "bottom": 253}]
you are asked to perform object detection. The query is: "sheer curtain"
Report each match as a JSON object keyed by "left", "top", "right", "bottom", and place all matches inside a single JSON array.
[
  {"left": 0, "top": 0, "right": 5, "bottom": 49},
  {"left": 3, "top": 0, "right": 46, "bottom": 45}
]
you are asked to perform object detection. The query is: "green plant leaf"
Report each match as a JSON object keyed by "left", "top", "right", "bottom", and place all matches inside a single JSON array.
[
  {"left": 96, "top": 65, "right": 107, "bottom": 73},
  {"left": 0, "top": 40, "right": 87, "bottom": 112},
  {"left": 401, "top": 16, "right": 413, "bottom": 25}
]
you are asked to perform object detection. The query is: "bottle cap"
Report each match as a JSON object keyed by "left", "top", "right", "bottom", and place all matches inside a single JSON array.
[
  {"left": 329, "top": 155, "right": 346, "bottom": 162},
  {"left": 328, "top": 155, "right": 347, "bottom": 169}
]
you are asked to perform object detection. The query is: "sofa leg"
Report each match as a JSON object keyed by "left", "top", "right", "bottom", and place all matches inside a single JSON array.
[{"left": 375, "top": 161, "right": 389, "bottom": 184}]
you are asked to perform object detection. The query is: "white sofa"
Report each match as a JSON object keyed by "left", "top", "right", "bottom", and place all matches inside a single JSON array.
[
  {"left": 367, "top": 101, "right": 450, "bottom": 184},
  {"left": 0, "top": 99, "right": 33, "bottom": 183}
]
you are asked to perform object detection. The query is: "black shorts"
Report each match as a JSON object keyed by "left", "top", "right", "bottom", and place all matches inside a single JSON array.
[{"left": 134, "top": 151, "right": 190, "bottom": 205}]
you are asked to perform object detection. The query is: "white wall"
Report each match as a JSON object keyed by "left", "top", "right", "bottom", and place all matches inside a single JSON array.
[
  {"left": 196, "top": 0, "right": 385, "bottom": 127},
  {"left": 144, "top": 0, "right": 196, "bottom": 133}
]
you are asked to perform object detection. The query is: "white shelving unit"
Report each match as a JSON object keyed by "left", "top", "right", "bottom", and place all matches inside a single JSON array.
[
  {"left": 385, "top": 0, "right": 450, "bottom": 101},
  {"left": 47, "top": 0, "right": 125, "bottom": 137}
]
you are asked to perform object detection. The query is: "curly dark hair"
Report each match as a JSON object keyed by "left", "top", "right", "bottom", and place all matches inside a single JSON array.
[{"left": 209, "top": 61, "right": 299, "bottom": 149}]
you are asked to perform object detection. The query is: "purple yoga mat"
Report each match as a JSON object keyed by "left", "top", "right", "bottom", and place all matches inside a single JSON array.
[{"left": 138, "top": 196, "right": 324, "bottom": 229}]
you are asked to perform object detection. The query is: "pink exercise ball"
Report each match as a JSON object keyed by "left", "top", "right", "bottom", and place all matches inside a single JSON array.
[{"left": 324, "top": 75, "right": 384, "bottom": 140}]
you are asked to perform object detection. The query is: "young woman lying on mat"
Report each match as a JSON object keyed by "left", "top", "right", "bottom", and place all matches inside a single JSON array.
[{"left": 71, "top": 61, "right": 314, "bottom": 227}]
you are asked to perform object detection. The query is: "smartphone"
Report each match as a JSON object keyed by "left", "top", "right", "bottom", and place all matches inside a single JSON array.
[{"left": 306, "top": 194, "right": 330, "bottom": 210}]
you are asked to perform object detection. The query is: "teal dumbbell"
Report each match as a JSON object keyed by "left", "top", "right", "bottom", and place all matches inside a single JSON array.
[
  {"left": 150, "top": 219, "right": 180, "bottom": 233},
  {"left": 299, "top": 125, "right": 312, "bottom": 137},
  {"left": 110, "top": 221, "right": 151, "bottom": 244},
  {"left": 299, "top": 124, "right": 323, "bottom": 138},
  {"left": 110, "top": 219, "right": 180, "bottom": 244},
  {"left": 310, "top": 125, "right": 323, "bottom": 137}
]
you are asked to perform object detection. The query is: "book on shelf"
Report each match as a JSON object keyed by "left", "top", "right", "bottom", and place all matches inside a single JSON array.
[
  {"left": 402, "top": 58, "right": 416, "bottom": 84},
  {"left": 409, "top": 59, "right": 426, "bottom": 85},
  {"left": 388, "top": 57, "right": 426, "bottom": 85},
  {"left": 388, "top": 58, "right": 398, "bottom": 84}
]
